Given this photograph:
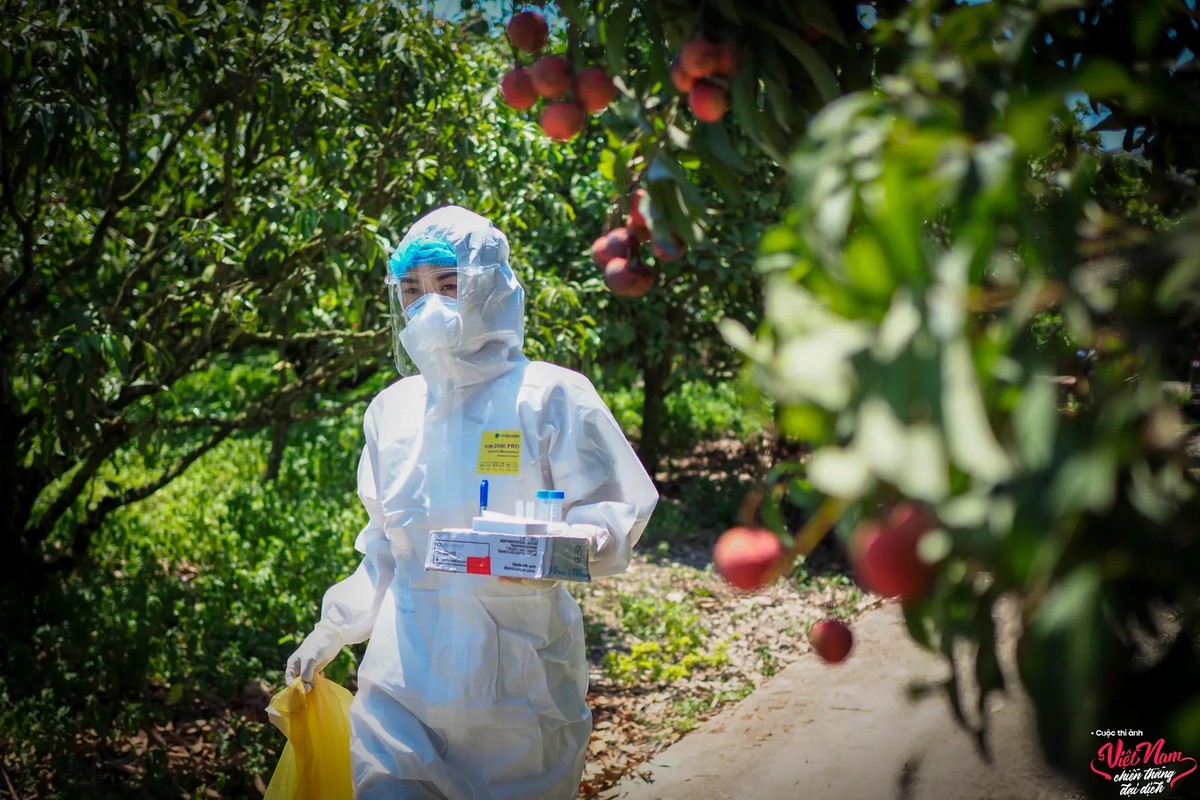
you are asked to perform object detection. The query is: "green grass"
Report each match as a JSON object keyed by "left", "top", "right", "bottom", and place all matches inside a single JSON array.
[
  {"left": 670, "top": 685, "right": 754, "bottom": 734},
  {"left": 601, "top": 379, "right": 768, "bottom": 453},
  {"left": 1, "top": 414, "right": 367, "bottom": 799},
  {"left": 601, "top": 593, "right": 730, "bottom": 685}
]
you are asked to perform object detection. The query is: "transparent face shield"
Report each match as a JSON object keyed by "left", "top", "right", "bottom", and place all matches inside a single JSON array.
[
  {"left": 386, "top": 262, "right": 501, "bottom": 377},
  {"left": 387, "top": 264, "right": 459, "bottom": 375}
]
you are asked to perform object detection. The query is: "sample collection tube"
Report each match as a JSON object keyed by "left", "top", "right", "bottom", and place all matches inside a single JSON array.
[{"left": 535, "top": 490, "right": 565, "bottom": 522}]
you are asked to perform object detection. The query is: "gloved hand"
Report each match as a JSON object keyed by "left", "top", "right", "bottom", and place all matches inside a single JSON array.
[
  {"left": 566, "top": 523, "right": 610, "bottom": 562},
  {"left": 284, "top": 621, "right": 344, "bottom": 689}
]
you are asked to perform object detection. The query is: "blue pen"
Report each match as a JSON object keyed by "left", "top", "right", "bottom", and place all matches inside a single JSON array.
[{"left": 479, "top": 479, "right": 489, "bottom": 515}]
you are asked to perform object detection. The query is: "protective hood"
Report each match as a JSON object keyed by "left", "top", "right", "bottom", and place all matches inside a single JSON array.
[{"left": 391, "top": 206, "right": 526, "bottom": 388}]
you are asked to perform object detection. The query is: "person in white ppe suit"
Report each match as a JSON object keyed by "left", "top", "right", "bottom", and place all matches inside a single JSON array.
[{"left": 285, "top": 205, "right": 658, "bottom": 799}]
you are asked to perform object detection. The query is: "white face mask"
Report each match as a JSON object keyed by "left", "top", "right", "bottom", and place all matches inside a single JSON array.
[{"left": 399, "top": 293, "right": 463, "bottom": 373}]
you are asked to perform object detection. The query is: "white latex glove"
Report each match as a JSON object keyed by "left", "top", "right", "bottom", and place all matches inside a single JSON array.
[
  {"left": 284, "top": 621, "right": 344, "bottom": 690},
  {"left": 566, "top": 523, "right": 611, "bottom": 563}
]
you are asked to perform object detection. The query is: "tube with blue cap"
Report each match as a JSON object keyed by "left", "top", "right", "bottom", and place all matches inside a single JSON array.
[
  {"left": 535, "top": 489, "right": 564, "bottom": 523},
  {"left": 479, "top": 479, "right": 489, "bottom": 515}
]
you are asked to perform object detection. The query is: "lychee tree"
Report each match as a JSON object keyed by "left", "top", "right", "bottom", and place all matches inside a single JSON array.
[
  {"left": 491, "top": 0, "right": 1200, "bottom": 790},
  {"left": 0, "top": 0, "right": 615, "bottom": 603},
  {"left": 487, "top": 1, "right": 825, "bottom": 475}
]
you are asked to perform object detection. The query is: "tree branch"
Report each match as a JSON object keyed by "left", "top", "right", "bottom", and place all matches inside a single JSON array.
[
  {"left": 55, "top": 83, "right": 230, "bottom": 283},
  {"left": 231, "top": 326, "right": 388, "bottom": 348},
  {"left": 44, "top": 423, "right": 237, "bottom": 574},
  {"left": 222, "top": 89, "right": 242, "bottom": 224},
  {"left": 162, "top": 395, "right": 372, "bottom": 431},
  {"left": 26, "top": 428, "right": 127, "bottom": 549}
]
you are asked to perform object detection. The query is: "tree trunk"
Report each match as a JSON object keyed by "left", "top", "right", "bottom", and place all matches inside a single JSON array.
[
  {"left": 636, "top": 304, "right": 685, "bottom": 483},
  {"left": 639, "top": 351, "right": 667, "bottom": 482},
  {"left": 0, "top": 404, "right": 45, "bottom": 632},
  {"left": 265, "top": 419, "right": 290, "bottom": 482}
]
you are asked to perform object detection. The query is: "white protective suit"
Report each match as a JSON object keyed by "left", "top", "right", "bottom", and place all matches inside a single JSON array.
[{"left": 305, "top": 206, "right": 658, "bottom": 799}]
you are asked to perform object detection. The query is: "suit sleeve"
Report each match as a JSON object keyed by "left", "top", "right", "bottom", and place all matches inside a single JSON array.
[
  {"left": 546, "top": 374, "right": 659, "bottom": 579},
  {"left": 317, "top": 406, "right": 395, "bottom": 645}
]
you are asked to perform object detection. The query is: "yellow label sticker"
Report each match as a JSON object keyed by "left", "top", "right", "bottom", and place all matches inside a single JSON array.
[{"left": 478, "top": 430, "right": 522, "bottom": 475}]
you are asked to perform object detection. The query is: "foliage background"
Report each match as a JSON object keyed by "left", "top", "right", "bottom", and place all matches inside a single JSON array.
[{"left": 3, "top": 0, "right": 1200, "bottom": 798}]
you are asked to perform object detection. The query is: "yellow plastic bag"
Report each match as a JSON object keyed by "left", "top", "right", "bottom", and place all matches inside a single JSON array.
[{"left": 263, "top": 675, "right": 354, "bottom": 800}]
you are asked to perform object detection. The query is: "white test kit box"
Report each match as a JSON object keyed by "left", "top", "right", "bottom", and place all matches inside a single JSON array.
[{"left": 425, "top": 515, "right": 592, "bottom": 583}]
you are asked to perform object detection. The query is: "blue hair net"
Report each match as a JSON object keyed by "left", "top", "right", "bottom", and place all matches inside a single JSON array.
[{"left": 388, "top": 236, "right": 458, "bottom": 280}]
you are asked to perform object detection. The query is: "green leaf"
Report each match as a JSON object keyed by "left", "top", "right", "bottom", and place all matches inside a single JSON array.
[
  {"left": 615, "top": 142, "right": 637, "bottom": 195},
  {"left": 1037, "top": 0, "right": 1084, "bottom": 10},
  {"left": 604, "top": 0, "right": 632, "bottom": 77},
  {"left": 718, "top": 318, "right": 768, "bottom": 361},
  {"left": 806, "top": 445, "right": 873, "bottom": 500},
  {"left": 711, "top": 0, "right": 742, "bottom": 24},
  {"left": 897, "top": 424, "right": 950, "bottom": 502},
  {"left": 1048, "top": 444, "right": 1118, "bottom": 516},
  {"left": 872, "top": 289, "right": 921, "bottom": 362},
  {"left": 647, "top": 152, "right": 706, "bottom": 216},
  {"left": 687, "top": 130, "right": 745, "bottom": 204},
  {"left": 1012, "top": 372, "right": 1058, "bottom": 470},
  {"left": 1074, "top": 57, "right": 1135, "bottom": 100},
  {"left": 941, "top": 339, "right": 1012, "bottom": 485},
  {"left": 798, "top": 0, "right": 848, "bottom": 46},
  {"left": 663, "top": 182, "right": 702, "bottom": 244},
  {"left": 730, "top": 51, "right": 763, "bottom": 146},
  {"left": 778, "top": 403, "right": 834, "bottom": 443},
  {"left": 694, "top": 146, "right": 743, "bottom": 202},
  {"left": 843, "top": 232, "right": 897, "bottom": 304},
  {"left": 1020, "top": 565, "right": 1108, "bottom": 767},
  {"left": 902, "top": 603, "right": 937, "bottom": 651},
  {"left": 763, "top": 25, "right": 840, "bottom": 104},
  {"left": 973, "top": 611, "right": 1005, "bottom": 719},
  {"left": 554, "top": 0, "right": 588, "bottom": 30},
  {"left": 698, "top": 121, "right": 751, "bottom": 174},
  {"left": 856, "top": 394, "right": 906, "bottom": 481},
  {"left": 599, "top": 148, "right": 616, "bottom": 182},
  {"left": 728, "top": 49, "right": 788, "bottom": 164},
  {"left": 1156, "top": 251, "right": 1200, "bottom": 310}
]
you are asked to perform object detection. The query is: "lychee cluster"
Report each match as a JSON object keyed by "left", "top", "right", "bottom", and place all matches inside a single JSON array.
[
  {"left": 591, "top": 188, "right": 688, "bottom": 297},
  {"left": 501, "top": 10, "right": 617, "bottom": 141},
  {"left": 669, "top": 36, "right": 740, "bottom": 123}
]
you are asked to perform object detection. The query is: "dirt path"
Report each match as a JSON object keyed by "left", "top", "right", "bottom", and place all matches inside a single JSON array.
[
  {"left": 599, "top": 602, "right": 1083, "bottom": 800},
  {"left": 572, "top": 541, "right": 874, "bottom": 796}
]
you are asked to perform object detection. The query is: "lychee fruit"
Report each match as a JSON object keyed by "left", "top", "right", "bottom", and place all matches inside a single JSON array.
[
  {"left": 627, "top": 189, "right": 651, "bottom": 239},
  {"left": 575, "top": 66, "right": 616, "bottom": 113},
  {"left": 688, "top": 79, "right": 729, "bottom": 123},
  {"left": 713, "top": 42, "right": 740, "bottom": 77},
  {"left": 530, "top": 54, "right": 573, "bottom": 98},
  {"left": 604, "top": 256, "right": 654, "bottom": 297},
  {"left": 713, "top": 526, "right": 785, "bottom": 591},
  {"left": 506, "top": 10, "right": 549, "bottom": 54},
  {"left": 591, "top": 227, "right": 635, "bottom": 268},
  {"left": 500, "top": 67, "right": 537, "bottom": 110},
  {"left": 849, "top": 503, "right": 936, "bottom": 604},
  {"left": 810, "top": 619, "right": 854, "bottom": 664},
  {"left": 651, "top": 234, "right": 686, "bottom": 262},
  {"left": 669, "top": 57, "right": 697, "bottom": 93},
  {"left": 680, "top": 37, "right": 719, "bottom": 78},
  {"left": 540, "top": 100, "right": 586, "bottom": 141}
]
